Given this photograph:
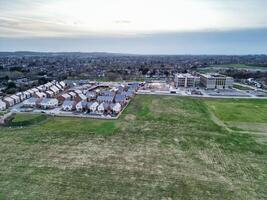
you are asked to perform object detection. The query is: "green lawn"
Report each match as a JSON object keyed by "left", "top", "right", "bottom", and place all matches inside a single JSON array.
[
  {"left": 205, "top": 98, "right": 267, "bottom": 134},
  {"left": 0, "top": 95, "right": 266, "bottom": 199},
  {"left": 205, "top": 99, "right": 267, "bottom": 123},
  {"left": 198, "top": 64, "right": 267, "bottom": 72}
]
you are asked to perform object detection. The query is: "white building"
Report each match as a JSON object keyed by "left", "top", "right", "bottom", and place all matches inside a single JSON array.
[
  {"left": 50, "top": 86, "right": 60, "bottom": 95},
  {"left": 10, "top": 95, "right": 21, "bottom": 104},
  {"left": 55, "top": 83, "right": 63, "bottom": 91},
  {"left": 111, "top": 103, "right": 122, "bottom": 114},
  {"left": 45, "top": 90, "right": 54, "bottom": 98},
  {"left": 68, "top": 92, "right": 77, "bottom": 100},
  {"left": 24, "top": 91, "right": 31, "bottom": 99},
  {"left": 3, "top": 97, "right": 15, "bottom": 107},
  {"left": 174, "top": 73, "right": 200, "bottom": 88},
  {"left": 0, "top": 100, "right": 7, "bottom": 110},
  {"left": 32, "top": 88, "right": 39, "bottom": 93},
  {"left": 200, "top": 73, "right": 234, "bottom": 89},
  {"left": 59, "top": 81, "right": 66, "bottom": 89},
  {"left": 27, "top": 89, "right": 35, "bottom": 96},
  {"left": 97, "top": 102, "right": 105, "bottom": 113}
]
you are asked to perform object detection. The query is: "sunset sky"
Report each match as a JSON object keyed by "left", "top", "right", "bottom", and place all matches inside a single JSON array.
[{"left": 1, "top": 0, "right": 267, "bottom": 54}]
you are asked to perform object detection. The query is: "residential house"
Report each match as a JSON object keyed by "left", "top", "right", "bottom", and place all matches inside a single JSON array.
[
  {"left": 32, "top": 88, "right": 39, "bottom": 93},
  {"left": 100, "top": 90, "right": 115, "bottom": 96},
  {"left": 34, "top": 92, "right": 47, "bottom": 99},
  {"left": 68, "top": 92, "right": 77, "bottom": 100},
  {"left": 59, "top": 81, "right": 66, "bottom": 89},
  {"left": 111, "top": 103, "right": 122, "bottom": 114},
  {"left": 3, "top": 97, "right": 15, "bottom": 107},
  {"left": 24, "top": 91, "right": 31, "bottom": 99},
  {"left": 55, "top": 83, "right": 63, "bottom": 91},
  {"left": 76, "top": 101, "right": 88, "bottom": 112},
  {"left": 23, "top": 97, "right": 40, "bottom": 108},
  {"left": 0, "top": 100, "right": 6, "bottom": 110},
  {"left": 97, "top": 96, "right": 114, "bottom": 103},
  {"left": 89, "top": 102, "right": 99, "bottom": 113},
  {"left": 57, "top": 93, "right": 71, "bottom": 102},
  {"left": 114, "top": 94, "right": 127, "bottom": 105},
  {"left": 121, "top": 91, "right": 135, "bottom": 99},
  {"left": 115, "top": 85, "right": 125, "bottom": 94},
  {"left": 74, "top": 93, "right": 87, "bottom": 102},
  {"left": 62, "top": 100, "right": 76, "bottom": 111},
  {"left": 39, "top": 98, "right": 58, "bottom": 109},
  {"left": 44, "top": 82, "right": 53, "bottom": 89},
  {"left": 97, "top": 102, "right": 105, "bottom": 114},
  {"left": 86, "top": 102, "right": 93, "bottom": 111},
  {"left": 37, "top": 85, "right": 46, "bottom": 92},
  {"left": 27, "top": 89, "right": 35, "bottom": 97},
  {"left": 45, "top": 90, "right": 54, "bottom": 98},
  {"left": 10, "top": 95, "right": 21, "bottom": 104},
  {"left": 74, "top": 90, "right": 83, "bottom": 95},
  {"left": 128, "top": 83, "right": 139, "bottom": 91},
  {"left": 86, "top": 91, "right": 97, "bottom": 101},
  {"left": 16, "top": 92, "right": 26, "bottom": 101},
  {"left": 50, "top": 86, "right": 60, "bottom": 95}
]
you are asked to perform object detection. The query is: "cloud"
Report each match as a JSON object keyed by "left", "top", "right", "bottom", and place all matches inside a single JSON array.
[{"left": 1, "top": 0, "right": 267, "bottom": 37}]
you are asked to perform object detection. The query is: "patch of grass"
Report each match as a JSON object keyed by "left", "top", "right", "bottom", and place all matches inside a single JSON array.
[
  {"left": 8, "top": 113, "right": 48, "bottom": 127},
  {"left": 39, "top": 117, "right": 117, "bottom": 136},
  {"left": 205, "top": 99, "right": 267, "bottom": 123},
  {"left": 0, "top": 95, "right": 266, "bottom": 199}
]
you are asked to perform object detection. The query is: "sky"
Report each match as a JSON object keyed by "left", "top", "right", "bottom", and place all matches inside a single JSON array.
[{"left": 1, "top": 0, "right": 267, "bottom": 54}]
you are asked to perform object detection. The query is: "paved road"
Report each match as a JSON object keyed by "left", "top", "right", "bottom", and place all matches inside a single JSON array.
[{"left": 137, "top": 91, "right": 267, "bottom": 99}]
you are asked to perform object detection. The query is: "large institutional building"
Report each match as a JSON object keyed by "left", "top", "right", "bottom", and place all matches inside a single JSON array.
[
  {"left": 174, "top": 73, "right": 200, "bottom": 88},
  {"left": 199, "top": 73, "right": 234, "bottom": 89}
]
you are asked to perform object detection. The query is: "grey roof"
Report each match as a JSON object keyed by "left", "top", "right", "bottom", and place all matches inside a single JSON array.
[
  {"left": 100, "top": 90, "right": 115, "bottom": 96},
  {"left": 86, "top": 102, "right": 94, "bottom": 108},
  {"left": 116, "top": 86, "right": 125, "bottom": 93},
  {"left": 97, "top": 96, "right": 114, "bottom": 102},
  {"left": 115, "top": 94, "right": 126, "bottom": 102},
  {"left": 63, "top": 100, "right": 75, "bottom": 106},
  {"left": 26, "top": 97, "right": 38, "bottom": 103},
  {"left": 121, "top": 91, "right": 134, "bottom": 97},
  {"left": 40, "top": 98, "right": 57, "bottom": 104},
  {"left": 103, "top": 102, "right": 110, "bottom": 109},
  {"left": 128, "top": 83, "right": 139, "bottom": 90},
  {"left": 86, "top": 91, "right": 96, "bottom": 98}
]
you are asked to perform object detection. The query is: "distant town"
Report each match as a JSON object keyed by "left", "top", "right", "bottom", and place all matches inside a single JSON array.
[{"left": 1, "top": 52, "right": 267, "bottom": 122}]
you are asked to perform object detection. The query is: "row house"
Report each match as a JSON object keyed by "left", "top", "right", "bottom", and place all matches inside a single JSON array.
[
  {"left": 0, "top": 100, "right": 6, "bottom": 110},
  {"left": 57, "top": 93, "right": 71, "bottom": 102},
  {"left": 34, "top": 92, "right": 47, "bottom": 99},
  {"left": 3, "top": 97, "right": 15, "bottom": 107}
]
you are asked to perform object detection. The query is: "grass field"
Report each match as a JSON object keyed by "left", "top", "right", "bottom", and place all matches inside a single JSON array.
[
  {"left": 198, "top": 64, "right": 267, "bottom": 72},
  {"left": 0, "top": 95, "right": 267, "bottom": 199},
  {"left": 205, "top": 99, "right": 267, "bottom": 133}
]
